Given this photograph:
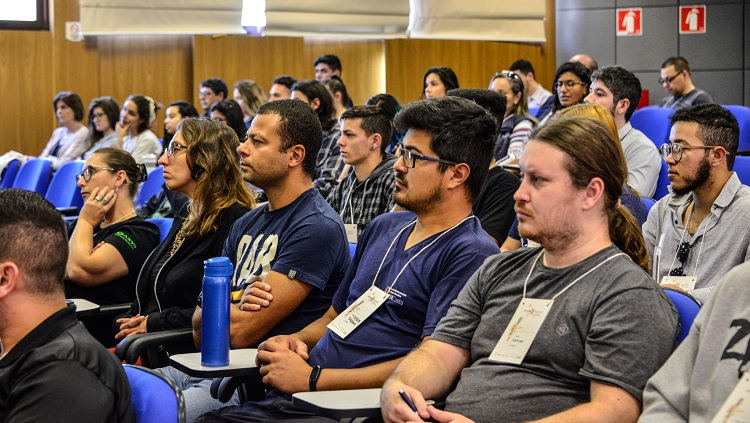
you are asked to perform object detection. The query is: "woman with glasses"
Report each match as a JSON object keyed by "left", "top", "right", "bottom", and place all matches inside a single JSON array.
[
  {"left": 489, "top": 71, "right": 538, "bottom": 163},
  {"left": 117, "top": 94, "right": 163, "bottom": 163},
  {"left": 81, "top": 97, "right": 120, "bottom": 159},
  {"left": 65, "top": 148, "right": 159, "bottom": 344},
  {"left": 422, "top": 66, "right": 459, "bottom": 99},
  {"left": 210, "top": 99, "right": 247, "bottom": 140},
  {"left": 538, "top": 62, "right": 591, "bottom": 125},
  {"left": 115, "top": 118, "right": 255, "bottom": 340}
]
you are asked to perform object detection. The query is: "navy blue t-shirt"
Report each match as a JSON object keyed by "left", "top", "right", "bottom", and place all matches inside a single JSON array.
[
  {"left": 222, "top": 188, "right": 350, "bottom": 340},
  {"left": 308, "top": 211, "right": 499, "bottom": 369}
]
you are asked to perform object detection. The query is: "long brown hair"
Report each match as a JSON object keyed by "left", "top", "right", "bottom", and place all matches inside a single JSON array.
[
  {"left": 177, "top": 118, "right": 254, "bottom": 237},
  {"left": 530, "top": 117, "right": 650, "bottom": 273}
]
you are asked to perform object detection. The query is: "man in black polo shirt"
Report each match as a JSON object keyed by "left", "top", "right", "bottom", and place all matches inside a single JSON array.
[{"left": 0, "top": 189, "right": 134, "bottom": 422}]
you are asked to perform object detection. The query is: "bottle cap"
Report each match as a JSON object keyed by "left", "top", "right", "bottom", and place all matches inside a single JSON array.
[{"left": 204, "top": 256, "right": 232, "bottom": 277}]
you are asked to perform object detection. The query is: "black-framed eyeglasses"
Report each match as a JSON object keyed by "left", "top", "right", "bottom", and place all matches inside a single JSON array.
[
  {"left": 75, "top": 165, "right": 116, "bottom": 182},
  {"left": 395, "top": 145, "right": 457, "bottom": 169},
  {"left": 554, "top": 80, "right": 587, "bottom": 90},
  {"left": 660, "top": 142, "right": 724, "bottom": 163},
  {"left": 164, "top": 141, "right": 188, "bottom": 157},
  {"left": 658, "top": 70, "right": 684, "bottom": 85},
  {"left": 669, "top": 242, "right": 692, "bottom": 276}
]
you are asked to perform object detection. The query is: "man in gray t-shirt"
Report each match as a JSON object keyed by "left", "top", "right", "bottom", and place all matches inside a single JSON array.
[{"left": 381, "top": 117, "right": 679, "bottom": 423}]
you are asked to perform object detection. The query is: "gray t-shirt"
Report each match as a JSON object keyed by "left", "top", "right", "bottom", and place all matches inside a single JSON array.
[{"left": 432, "top": 245, "right": 679, "bottom": 423}]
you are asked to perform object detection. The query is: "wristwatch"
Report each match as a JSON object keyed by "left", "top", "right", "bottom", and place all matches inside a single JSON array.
[{"left": 309, "top": 365, "right": 322, "bottom": 392}]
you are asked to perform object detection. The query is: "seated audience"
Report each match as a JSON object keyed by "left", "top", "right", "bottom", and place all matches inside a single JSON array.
[
  {"left": 510, "top": 59, "right": 553, "bottom": 109},
  {"left": 115, "top": 118, "right": 254, "bottom": 340},
  {"left": 644, "top": 104, "right": 750, "bottom": 303},
  {"left": 640, "top": 261, "right": 750, "bottom": 422},
  {"left": 0, "top": 189, "right": 134, "bottom": 422},
  {"left": 268, "top": 75, "right": 296, "bottom": 102},
  {"left": 537, "top": 62, "right": 591, "bottom": 124},
  {"left": 291, "top": 80, "right": 344, "bottom": 198},
  {"left": 366, "top": 93, "right": 404, "bottom": 153},
  {"left": 65, "top": 148, "right": 159, "bottom": 306},
  {"left": 423, "top": 66, "right": 459, "bottom": 99},
  {"left": 164, "top": 99, "right": 351, "bottom": 421},
  {"left": 82, "top": 96, "right": 120, "bottom": 159},
  {"left": 117, "top": 94, "right": 162, "bottom": 162},
  {"left": 314, "top": 54, "right": 342, "bottom": 81},
  {"left": 488, "top": 70, "right": 537, "bottom": 162},
  {"left": 233, "top": 80, "right": 266, "bottom": 129},
  {"left": 198, "top": 77, "right": 228, "bottom": 118},
  {"left": 200, "top": 96, "right": 500, "bottom": 422},
  {"left": 210, "top": 99, "right": 246, "bottom": 140},
  {"left": 381, "top": 117, "right": 678, "bottom": 423},
  {"left": 659, "top": 56, "right": 713, "bottom": 110},
  {"left": 163, "top": 100, "right": 199, "bottom": 148},
  {"left": 323, "top": 75, "right": 353, "bottom": 119},
  {"left": 447, "top": 88, "right": 520, "bottom": 246},
  {"left": 326, "top": 105, "right": 396, "bottom": 241},
  {"left": 585, "top": 66, "right": 661, "bottom": 197},
  {"left": 38, "top": 91, "right": 89, "bottom": 170}
]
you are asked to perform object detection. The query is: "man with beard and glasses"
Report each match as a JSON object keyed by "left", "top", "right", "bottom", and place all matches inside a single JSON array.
[
  {"left": 643, "top": 104, "right": 750, "bottom": 303},
  {"left": 200, "top": 96, "right": 499, "bottom": 422}
]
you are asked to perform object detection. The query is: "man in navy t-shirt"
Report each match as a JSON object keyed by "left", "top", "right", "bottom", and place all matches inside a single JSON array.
[
  {"left": 201, "top": 97, "right": 501, "bottom": 422},
  {"left": 161, "top": 100, "right": 351, "bottom": 421}
]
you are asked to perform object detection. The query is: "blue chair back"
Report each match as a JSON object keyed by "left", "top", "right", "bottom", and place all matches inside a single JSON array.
[
  {"left": 349, "top": 242, "right": 357, "bottom": 258},
  {"left": 136, "top": 167, "right": 165, "bottom": 208},
  {"left": 663, "top": 287, "right": 701, "bottom": 344},
  {"left": 12, "top": 158, "right": 52, "bottom": 194},
  {"left": 123, "top": 364, "right": 185, "bottom": 423},
  {"left": 528, "top": 107, "right": 539, "bottom": 117},
  {"left": 653, "top": 160, "right": 671, "bottom": 200},
  {"left": 45, "top": 160, "right": 84, "bottom": 211},
  {"left": 734, "top": 156, "right": 750, "bottom": 186},
  {"left": 147, "top": 217, "right": 174, "bottom": 242},
  {"left": 0, "top": 159, "right": 20, "bottom": 188},
  {"left": 724, "top": 105, "right": 750, "bottom": 151},
  {"left": 630, "top": 106, "right": 675, "bottom": 148},
  {"left": 640, "top": 196, "right": 656, "bottom": 214}
]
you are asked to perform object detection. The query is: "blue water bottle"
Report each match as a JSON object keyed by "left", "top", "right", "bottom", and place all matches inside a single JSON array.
[{"left": 201, "top": 257, "right": 232, "bottom": 367}]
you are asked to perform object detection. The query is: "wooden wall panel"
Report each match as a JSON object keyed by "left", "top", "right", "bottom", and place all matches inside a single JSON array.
[
  {"left": 0, "top": 31, "right": 54, "bottom": 155},
  {"left": 193, "top": 35, "right": 306, "bottom": 112},
  {"left": 98, "top": 35, "right": 193, "bottom": 138}
]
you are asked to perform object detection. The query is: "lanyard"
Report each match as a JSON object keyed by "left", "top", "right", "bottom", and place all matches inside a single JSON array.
[
  {"left": 370, "top": 215, "right": 474, "bottom": 294},
  {"left": 521, "top": 250, "right": 627, "bottom": 301},
  {"left": 664, "top": 202, "right": 712, "bottom": 277},
  {"left": 340, "top": 173, "right": 369, "bottom": 225}
]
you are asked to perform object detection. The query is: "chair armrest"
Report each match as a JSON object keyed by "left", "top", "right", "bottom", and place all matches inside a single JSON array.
[
  {"left": 98, "top": 303, "right": 132, "bottom": 316},
  {"left": 116, "top": 328, "right": 194, "bottom": 365},
  {"left": 210, "top": 369, "right": 265, "bottom": 403}
]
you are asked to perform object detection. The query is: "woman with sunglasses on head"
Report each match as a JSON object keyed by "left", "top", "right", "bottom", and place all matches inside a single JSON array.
[
  {"left": 81, "top": 96, "right": 120, "bottom": 159},
  {"left": 489, "top": 71, "right": 538, "bottom": 163},
  {"left": 115, "top": 118, "right": 254, "bottom": 340},
  {"left": 65, "top": 148, "right": 160, "bottom": 345},
  {"left": 537, "top": 62, "right": 591, "bottom": 126}
]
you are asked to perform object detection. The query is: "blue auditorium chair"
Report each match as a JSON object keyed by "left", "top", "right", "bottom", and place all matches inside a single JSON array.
[
  {"left": 723, "top": 105, "right": 750, "bottom": 151},
  {"left": 630, "top": 106, "right": 675, "bottom": 149},
  {"left": 147, "top": 217, "right": 174, "bottom": 242},
  {"left": 123, "top": 364, "right": 185, "bottom": 423},
  {"left": 662, "top": 287, "right": 701, "bottom": 344},
  {"left": 0, "top": 159, "right": 20, "bottom": 189},
  {"left": 45, "top": 160, "right": 84, "bottom": 215},
  {"left": 136, "top": 167, "right": 165, "bottom": 208},
  {"left": 12, "top": 158, "right": 52, "bottom": 194},
  {"left": 733, "top": 156, "right": 750, "bottom": 186}
]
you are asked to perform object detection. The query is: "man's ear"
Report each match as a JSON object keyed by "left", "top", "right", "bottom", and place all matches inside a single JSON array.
[
  {"left": 310, "top": 98, "right": 321, "bottom": 111},
  {"left": 615, "top": 98, "right": 630, "bottom": 117},
  {"left": 0, "top": 262, "right": 20, "bottom": 300},
  {"left": 287, "top": 144, "right": 306, "bottom": 169},
  {"left": 581, "top": 177, "right": 605, "bottom": 211},
  {"left": 368, "top": 133, "right": 382, "bottom": 151},
  {"left": 446, "top": 163, "right": 471, "bottom": 190}
]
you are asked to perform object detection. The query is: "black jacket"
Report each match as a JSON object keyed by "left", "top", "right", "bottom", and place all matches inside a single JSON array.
[{"left": 117, "top": 203, "right": 249, "bottom": 333}]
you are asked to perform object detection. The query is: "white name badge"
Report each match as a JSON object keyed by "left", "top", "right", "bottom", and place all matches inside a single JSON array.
[
  {"left": 344, "top": 223, "right": 358, "bottom": 244},
  {"left": 661, "top": 275, "right": 697, "bottom": 291},
  {"left": 328, "top": 286, "right": 388, "bottom": 339},
  {"left": 710, "top": 372, "right": 750, "bottom": 423},
  {"left": 488, "top": 298, "right": 553, "bottom": 365}
]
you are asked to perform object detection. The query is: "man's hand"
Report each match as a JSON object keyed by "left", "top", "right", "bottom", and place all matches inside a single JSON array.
[
  {"left": 256, "top": 343, "right": 313, "bottom": 394},
  {"left": 238, "top": 281, "right": 274, "bottom": 311},
  {"left": 423, "top": 406, "right": 474, "bottom": 423},
  {"left": 114, "top": 315, "right": 147, "bottom": 339},
  {"left": 381, "top": 380, "right": 430, "bottom": 423},
  {"left": 256, "top": 335, "right": 309, "bottom": 365}
]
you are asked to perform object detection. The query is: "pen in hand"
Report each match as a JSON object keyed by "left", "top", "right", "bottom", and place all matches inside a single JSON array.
[{"left": 399, "top": 389, "right": 419, "bottom": 414}]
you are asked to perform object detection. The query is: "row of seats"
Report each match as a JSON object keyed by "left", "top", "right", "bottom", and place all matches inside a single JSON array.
[{"left": 0, "top": 158, "right": 166, "bottom": 214}]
